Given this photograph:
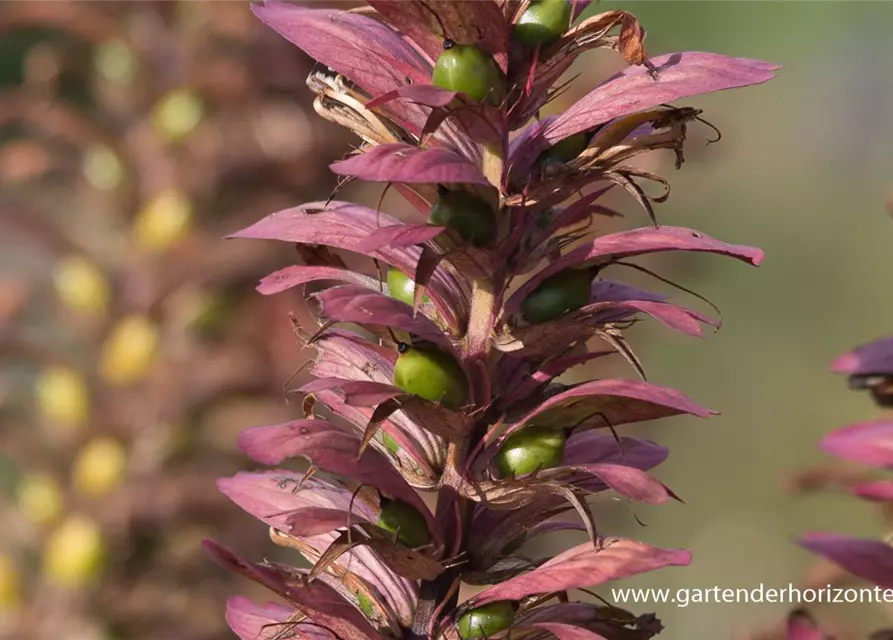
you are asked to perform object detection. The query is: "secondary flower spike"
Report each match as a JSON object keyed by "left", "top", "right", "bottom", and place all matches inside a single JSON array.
[
  {"left": 786, "top": 330, "right": 893, "bottom": 638},
  {"left": 208, "top": 2, "right": 778, "bottom": 639}
]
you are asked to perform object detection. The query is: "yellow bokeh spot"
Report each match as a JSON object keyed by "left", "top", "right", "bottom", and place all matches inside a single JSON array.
[
  {"left": 0, "top": 553, "right": 21, "bottom": 609},
  {"left": 53, "top": 255, "right": 110, "bottom": 316},
  {"left": 152, "top": 89, "right": 203, "bottom": 143},
  {"left": 99, "top": 315, "right": 159, "bottom": 386},
  {"left": 82, "top": 145, "right": 124, "bottom": 192},
  {"left": 35, "top": 366, "right": 90, "bottom": 429},
  {"left": 133, "top": 189, "right": 193, "bottom": 253},
  {"left": 93, "top": 39, "right": 136, "bottom": 85},
  {"left": 17, "top": 473, "right": 63, "bottom": 526},
  {"left": 72, "top": 437, "right": 128, "bottom": 498},
  {"left": 179, "top": 289, "right": 227, "bottom": 333},
  {"left": 42, "top": 515, "right": 106, "bottom": 588}
]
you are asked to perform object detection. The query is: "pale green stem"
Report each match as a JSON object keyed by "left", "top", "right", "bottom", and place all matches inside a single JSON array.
[{"left": 481, "top": 140, "right": 504, "bottom": 194}]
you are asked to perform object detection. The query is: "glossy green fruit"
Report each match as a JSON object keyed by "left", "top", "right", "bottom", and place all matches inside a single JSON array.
[
  {"left": 521, "top": 268, "right": 592, "bottom": 324},
  {"left": 494, "top": 426, "right": 566, "bottom": 477},
  {"left": 382, "top": 432, "right": 400, "bottom": 455},
  {"left": 428, "top": 188, "right": 497, "bottom": 247},
  {"left": 432, "top": 40, "right": 504, "bottom": 105},
  {"left": 538, "top": 131, "right": 590, "bottom": 165},
  {"left": 387, "top": 268, "right": 428, "bottom": 305},
  {"left": 393, "top": 344, "right": 468, "bottom": 409},
  {"left": 457, "top": 601, "right": 517, "bottom": 640},
  {"left": 513, "top": 0, "right": 573, "bottom": 49},
  {"left": 357, "top": 591, "right": 377, "bottom": 618},
  {"left": 376, "top": 499, "right": 431, "bottom": 548}
]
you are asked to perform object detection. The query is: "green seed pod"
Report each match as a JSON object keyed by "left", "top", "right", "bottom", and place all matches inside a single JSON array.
[
  {"left": 513, "top": 0, "right": 573, "bottom": 49},
  {"left": 393, "top": 344, "right": 468, "bottom": 409},
  {"left": 521, "top": 268, "right": 593, "bottom": 324},
  {"left": 494, "top": 426, "right": 566, "bottom": 477},
  {"left": 458, "top": 601, "right": 517, "bottom": 640},
  {"left": 356, "top": 591, "right": 377, "bottom": 618},
  {"left": 538, "top": 131, "right": 590, "bottom": 165},
  {"left": 387, "top": 268, "right": 429, "bottom": 305},
  {"left": 382, "top": 432, "right": 400, "bottom": 455},
  {"left": 428, "top": 188, "right": 497, "bottom": 247},
  {"left": 432, "top": 40, "right": 504, "bottom": 105},
  {"left": 376, "top": 499, "right": 431, "bottom": 548}
]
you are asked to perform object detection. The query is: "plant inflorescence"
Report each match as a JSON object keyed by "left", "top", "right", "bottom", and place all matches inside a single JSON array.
[{"left": 208, "top": 2, "right": 778, "bottom": 639}]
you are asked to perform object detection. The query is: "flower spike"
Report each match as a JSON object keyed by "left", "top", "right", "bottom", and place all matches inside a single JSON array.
[{"left": 211, "top": 2, "right": 777, "bottom": 638}]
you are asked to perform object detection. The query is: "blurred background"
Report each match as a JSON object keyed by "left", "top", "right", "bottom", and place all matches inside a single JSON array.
[{"left": 1, "top": 1, "right": 892, "bottom": 639}]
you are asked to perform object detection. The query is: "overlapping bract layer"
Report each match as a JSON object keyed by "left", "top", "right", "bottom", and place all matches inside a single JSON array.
[
  {"left": 781, "top": 337, "right": 893, "bottom": 638},
  {"left": 208, "top": 2, "right": 777, "bottom": 639},
  {"left": 795, "top": 338, "right": 893, "bottom": 623}
]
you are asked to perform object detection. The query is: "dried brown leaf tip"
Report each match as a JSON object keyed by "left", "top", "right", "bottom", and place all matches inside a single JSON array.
[{"left": 213, "top": 1, "right": 777, "bottom": 638}]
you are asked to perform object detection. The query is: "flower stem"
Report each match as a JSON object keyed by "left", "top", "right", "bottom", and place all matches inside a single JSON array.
[
  {"left": 467, "top": 277, "right": 495, "bottom": 360},
  {"left": 410, "top": 443, "right": 469, "bottom": 639},
  {"left": 481, "top": 140, "right": 504, "bottom": 192}
]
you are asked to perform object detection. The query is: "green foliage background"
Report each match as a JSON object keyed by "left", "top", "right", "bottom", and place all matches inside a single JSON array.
[{"left": 571, "top": 2, "right": 893, "bottom": 636}]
